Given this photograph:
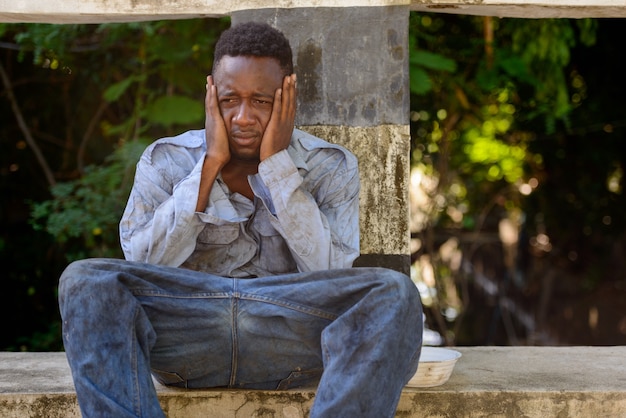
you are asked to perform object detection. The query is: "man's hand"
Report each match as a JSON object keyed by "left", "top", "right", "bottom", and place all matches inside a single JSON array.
[
  {"left": 260, "top": 74, "right": 297, "bottom": 161},
  {"left": 197, "top": 75, "right": 229, "bottom": 212},
  {"left": 205, "top": 75, "right": 230, "bottom": 168}
]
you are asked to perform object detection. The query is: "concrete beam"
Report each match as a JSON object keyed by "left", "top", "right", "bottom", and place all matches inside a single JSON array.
[
  {"left": 1, "top": 0, "right": 405, "bottom": 24},
  {"left": 2, "top": 0, "right": 626, "bottom": 23},
  {"left": 410, "top": 0, "right": 626, "bottom": 19},
  {"left": 1, "top": 347, "right": 625, "bottom": 417}
]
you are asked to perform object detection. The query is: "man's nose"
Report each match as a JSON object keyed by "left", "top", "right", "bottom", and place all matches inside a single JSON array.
[{"left": 233, "top": 102, "right": 254, "bottom": 125}]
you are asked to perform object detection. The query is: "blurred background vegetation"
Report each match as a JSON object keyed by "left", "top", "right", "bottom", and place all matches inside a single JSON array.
[{"left": 1, "top": 14, "right": 624, "bottom": 351}]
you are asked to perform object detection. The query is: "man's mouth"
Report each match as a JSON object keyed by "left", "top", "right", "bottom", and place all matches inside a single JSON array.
[{"left": 232, "top": 133, "right": 258, "bottom": 146}]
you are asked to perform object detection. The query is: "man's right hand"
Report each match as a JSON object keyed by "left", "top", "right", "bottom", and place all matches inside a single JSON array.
[
  {"left": 204, "top": 75, "right": 230, "bottom": 168},
  {"left": 197, "top": 76, "right": 229, "bottom": 212}
]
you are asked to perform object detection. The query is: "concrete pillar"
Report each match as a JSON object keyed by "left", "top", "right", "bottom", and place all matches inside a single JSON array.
[{"left": 232, "top": 6, "right": 411, "bottom": 274}]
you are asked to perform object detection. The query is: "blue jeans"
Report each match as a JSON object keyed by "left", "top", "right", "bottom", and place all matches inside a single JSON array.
[{"left": 59, "top": 259, "right": 422, "bottom": 417}]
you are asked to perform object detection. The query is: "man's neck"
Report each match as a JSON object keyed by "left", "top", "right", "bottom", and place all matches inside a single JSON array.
[{"left": 221, "top": 159, "right": 259, "bottom": 200}]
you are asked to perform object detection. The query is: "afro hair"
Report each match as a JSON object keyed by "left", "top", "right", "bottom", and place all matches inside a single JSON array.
[{"left": 213, "top": 21, "right": 293, "bottom": 76}]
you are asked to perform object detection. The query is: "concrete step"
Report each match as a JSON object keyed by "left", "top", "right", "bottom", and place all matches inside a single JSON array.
[{"left": 1, "top": 346, "right": 625, "bottom": 417}]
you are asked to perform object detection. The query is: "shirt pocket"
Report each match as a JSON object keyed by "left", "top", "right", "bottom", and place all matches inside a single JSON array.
[
  {"left": 252, "top": 208, "right": 279, "bottom": 237},
  {"left": 252, "top": 211, "right": 297, "bottom": 273},
  {"left": 197, "top": 223, "right": 239, "bottom": 245}
]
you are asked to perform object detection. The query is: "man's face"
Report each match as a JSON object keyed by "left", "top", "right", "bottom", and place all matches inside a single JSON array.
[{"left": 213, "top": 55, "right": 284, "bottom": 162}]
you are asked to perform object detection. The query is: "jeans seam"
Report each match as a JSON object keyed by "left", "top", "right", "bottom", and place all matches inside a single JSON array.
[
  {"left": 133, "top": 290, "right": 338, "bottom": 320},
  {"left": 230, "top": 280, "right": 238, "bottom": 388},
  {"left": 238, "top": 293, "right": 339, "bottom": 320},
  {"left": 131, "top": 306, "right": 141, "bottom": 417},
  {"left": 132, "top": 290, "right": 231, "bottom": 298}
]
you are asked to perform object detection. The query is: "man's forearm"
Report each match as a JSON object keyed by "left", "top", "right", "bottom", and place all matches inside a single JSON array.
[
  {"left": 196, "top": 156, "right": 222, "bottom": 212},
  {"left": 120, "top": 152, "right": 207, "bottom": 267}
]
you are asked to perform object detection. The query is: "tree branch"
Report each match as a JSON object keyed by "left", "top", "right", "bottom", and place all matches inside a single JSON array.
[
  {"left": 77, "top": 100, "right": 108, "bottom": 173},
  {"left": 0, "top": 61, "right": 56, "bottom": 187}
]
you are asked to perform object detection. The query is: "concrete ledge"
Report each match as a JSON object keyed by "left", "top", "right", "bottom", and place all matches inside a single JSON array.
[
  {"left": 410, "top": 1, "right": 626, "bottom": 18},
  {"left": 4, "top": 0, "right": 626, "bottom": 23},
  {"left": 1, "top": 347, "right": 625, "bottom": 417}
]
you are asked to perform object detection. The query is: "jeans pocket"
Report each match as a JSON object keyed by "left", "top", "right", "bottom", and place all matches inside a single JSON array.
[
  {"left": 152, "top": 368, "right": 186, "bottom": 388},
  {"left": 276, "top": 368, "right": 323, "bottom": 390}
]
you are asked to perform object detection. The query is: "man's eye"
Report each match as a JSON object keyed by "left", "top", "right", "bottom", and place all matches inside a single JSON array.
[{"left": 255, "top": 99, "right": 272, "bottom": 105}]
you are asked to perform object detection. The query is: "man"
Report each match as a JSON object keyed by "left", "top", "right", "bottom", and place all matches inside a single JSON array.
[{"left": 59, "top": 21, "right": 422, "bottom": 418}]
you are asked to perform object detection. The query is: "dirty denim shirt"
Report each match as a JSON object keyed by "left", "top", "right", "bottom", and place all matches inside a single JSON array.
[{"left": 119, "top": 128, "right": 360, "bottom": 278}]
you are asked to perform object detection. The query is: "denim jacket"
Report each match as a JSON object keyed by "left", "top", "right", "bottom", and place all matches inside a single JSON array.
[{"left": 120, "top": 129, "right": 360, "bottom": 278}]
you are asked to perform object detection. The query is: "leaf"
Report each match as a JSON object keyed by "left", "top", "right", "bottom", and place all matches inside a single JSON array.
[
  {"left": 103, "top": 77, "right": 135, "bottom": 103},
  {"left": 410, "top": 50, "right": 457, "bottom": 73},
  {"left": 409, "top": 66, "right": 433, "bottom": 95},
  {"left": 497, "top": 55, "right": 533, "bottom": 83},
  {"left": 144, "top": 95, "right": 203, "bottom": 127}
]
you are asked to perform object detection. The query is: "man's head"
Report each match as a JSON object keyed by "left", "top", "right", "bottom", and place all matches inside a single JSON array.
[
  {"left": 209, "top": 22, "right": 296, "bottom": 164},
  {"left": 212, "top": 22, "right": 293, "bottom": 76}
]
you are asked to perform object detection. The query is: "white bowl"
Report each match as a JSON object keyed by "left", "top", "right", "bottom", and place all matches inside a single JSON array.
[{"left": 406, "top": 347, "right": 462, "bottom": 388}]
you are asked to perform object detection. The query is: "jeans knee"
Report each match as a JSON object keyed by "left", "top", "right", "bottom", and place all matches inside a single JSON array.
[
  {"left": 58, "top": 259, "right": 112, "bottom": 308},
  {"left": 374, "top": 268, "right": 420, "bottom": 302},
  {"left": 59, "top": 260, "right": 88, "bottom": 297},
  {"left": 371, "top": 267, "right": 423, "bottom": 323}
]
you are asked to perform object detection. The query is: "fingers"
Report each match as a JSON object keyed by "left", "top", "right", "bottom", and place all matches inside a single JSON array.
[
  {"left": 205, "top": 76, "right": 225, "bottom": 132},
  {"left": 205, "top": 75, "right": 225, "bottom": 133},
  {"left": 205, "top": 75, "right": 219, "bottom": 117},
  {"left": 261, "top": 74, "right": 297, "bottom": 161},
  {"left": 271, "top": 74, "right": 297, "bottom": 127},
  {"left": 282, "top": 74, "right": 297, "bottom": 121},
  {"left": 204, "top": 75, "right": 230, "bottom": 165}
]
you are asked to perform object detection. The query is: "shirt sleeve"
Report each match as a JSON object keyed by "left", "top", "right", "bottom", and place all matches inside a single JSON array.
[
  {"left": 119, "top": 144, "right": 244, "bottom": 267},
  {"left": 249, "top": 148, "right": 360, "bottom": 272},
  {"left": 119, "top": 149, "right": 205, "bottom": 267}
]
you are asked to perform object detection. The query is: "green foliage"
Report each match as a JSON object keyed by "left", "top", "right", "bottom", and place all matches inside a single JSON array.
[
  {"left": 9, "top": 23, "right": 91, "bottom": 65},
  {"left": 30, "top": 139, "right": 149, "bottom": 261},
  {"left": 1, "top": 19, "right": 228, "bottom": 350},
  {"left": 475, "top": 51, "right": 537, "bottom": 91},
  {"left": 408, "top": 14, "right": 598, "bottom": 232},
  {"left": 508, "top": 19, "right": 578, "bottom": 125},
  {"left": 409, "top": 36, "right": 457, "bottom": 95},
  {"left": 4, "top": 18, "right": 230, "bottom": 262},
  {"left": 407, "top": 15, "right": 626, "bottom": 346},
  {"left": 144, "top": 95, "right": 204, "bottom": 126},
  {"left": 104, "top": 75, "right": 145, "bottom": 102},
  {"left": 460, "top": 88, "right": 525, "bottom": 184}
]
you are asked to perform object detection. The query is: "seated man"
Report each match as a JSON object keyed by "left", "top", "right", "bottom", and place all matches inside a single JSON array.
[{"left": 59, "top": 21, "right": 422, "bottom": 418}]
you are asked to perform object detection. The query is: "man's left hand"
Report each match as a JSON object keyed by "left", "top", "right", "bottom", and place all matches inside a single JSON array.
[{"left": 260, "top": 74, "right": 297, "bottom": 161}]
